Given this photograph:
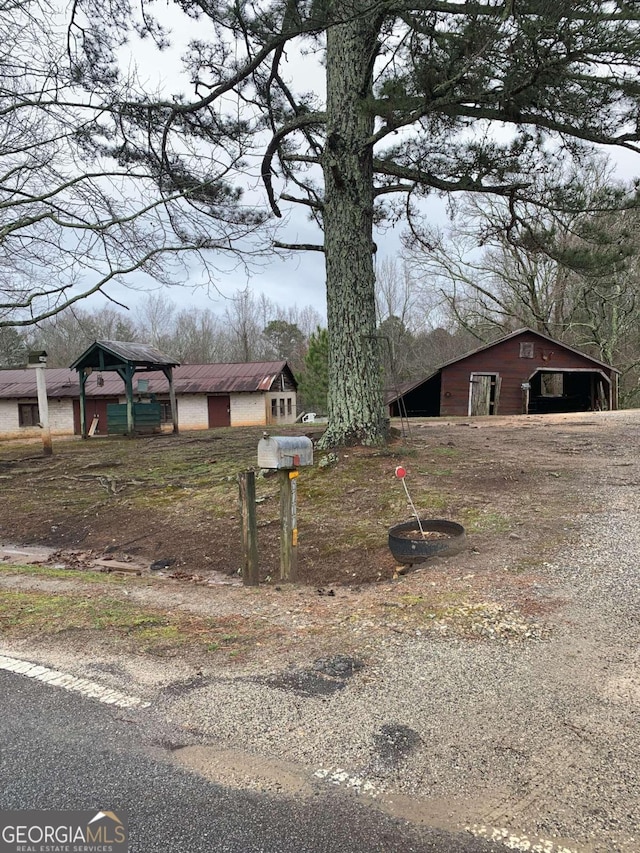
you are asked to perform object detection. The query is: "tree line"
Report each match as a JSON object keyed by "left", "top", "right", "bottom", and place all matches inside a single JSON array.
[{"left": 2, "top": 1, "right": 640, "bottom": 443}]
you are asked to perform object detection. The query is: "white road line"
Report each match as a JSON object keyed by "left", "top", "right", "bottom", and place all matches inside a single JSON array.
[
  {"left": 0, "top": 654, "right": 150, "bottom": 709},
  {"left": 467, "top": 824, "right": 579, "bottom": 853}
]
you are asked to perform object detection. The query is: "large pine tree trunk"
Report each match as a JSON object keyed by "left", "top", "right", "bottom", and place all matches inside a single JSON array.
[{"left": 318, "top": 5, "right": 387, "bottom": 447}]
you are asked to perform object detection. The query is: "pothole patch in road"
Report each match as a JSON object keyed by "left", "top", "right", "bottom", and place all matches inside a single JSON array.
[
  {"left": 371, "top": 723, "right": 421, "bottom": 772},
  {"left": 251, "top": 654, "right": 364, "bottom": 698},
  {"left": 172, "top": 744, "right": 585, "bottom": 852},
  {"left": 160, "top": 673, "right": 213, "bottom": 696},
  {"left": 173, "top": 745, "right": 313, "bottom": 797},
  {"left": 254, "top": 669, "right": 346, "bottom": 697},
  {"left": 311, "top": 654, "right": 364, "bottom": 678}
]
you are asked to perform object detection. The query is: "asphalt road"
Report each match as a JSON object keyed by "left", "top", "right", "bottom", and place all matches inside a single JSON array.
[{"left": 0, "top": 670, "right": 511, "bottom": 853}]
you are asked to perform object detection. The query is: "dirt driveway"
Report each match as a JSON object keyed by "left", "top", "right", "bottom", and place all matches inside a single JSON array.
[{"left": 1, "top": 410, "right": 639, "bottom": 852}]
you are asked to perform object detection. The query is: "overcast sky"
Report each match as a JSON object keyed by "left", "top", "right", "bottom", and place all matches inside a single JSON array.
[{"left": 88, "top": 7, "right": 640, "bottom": 328}]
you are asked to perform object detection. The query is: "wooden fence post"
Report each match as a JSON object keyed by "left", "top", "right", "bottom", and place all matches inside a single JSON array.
[{"left": 238, "top": 470, "right": 259, "bottom": 586}]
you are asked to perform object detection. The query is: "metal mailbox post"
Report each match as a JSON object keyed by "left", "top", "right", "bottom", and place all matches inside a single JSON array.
[{"left": 257, "top": 434, "right": 313, "bottom": 581}]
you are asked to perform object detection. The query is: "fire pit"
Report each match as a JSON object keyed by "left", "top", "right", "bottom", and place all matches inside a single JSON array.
[{"left": 388, "top": 518, "right": 466, "bottom": 565}]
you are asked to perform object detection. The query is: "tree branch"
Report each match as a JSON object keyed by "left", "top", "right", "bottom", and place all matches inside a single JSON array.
[
  {"left": 261, "top": 112, "right": 327, "bottom": 217},
  {"left": 273, "top": 241, "right": 325, "bottom": 252}
]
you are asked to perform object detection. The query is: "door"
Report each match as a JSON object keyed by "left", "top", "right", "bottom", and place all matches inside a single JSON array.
[
  {"left": 469, "top": 373, "right": 501, "bottom": 416},
  {"left": 73, "top": 399, "right": 111, "bottom": 434},
  {"left": 207, "top": 395, "right": 231, "bottom": 427}
]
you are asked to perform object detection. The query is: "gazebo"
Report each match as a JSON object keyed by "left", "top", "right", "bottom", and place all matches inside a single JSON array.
[{"left": 70, "top": 340, "right": 180, "bottom": 437}]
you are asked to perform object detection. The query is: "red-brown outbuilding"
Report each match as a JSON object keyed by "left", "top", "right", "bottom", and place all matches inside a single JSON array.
[{"left": 388, "top": 328, "right": 619, "bottom": 418}]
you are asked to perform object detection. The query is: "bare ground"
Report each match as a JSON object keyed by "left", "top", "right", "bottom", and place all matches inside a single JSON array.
[
  {"left": 0, "top": 411, "right": 631, "bottom": 663},
  {"left": 1, "top": 411, "right": 639, "bottom": 852}
]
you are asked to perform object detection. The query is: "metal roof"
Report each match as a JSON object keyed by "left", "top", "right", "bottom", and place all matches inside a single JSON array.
[
  {"left": 0, "top": 369, "right": 79, "bottom": 399},
  {"left": 0, "top": 362, "right": 295, "bottom": 399},
  {"left": 69, "top": 340, "right": 180, "bottom": 370}
]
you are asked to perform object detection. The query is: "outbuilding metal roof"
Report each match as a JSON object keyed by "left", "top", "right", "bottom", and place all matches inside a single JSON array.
[
  {"left": 0, "top": 369, "right": 80, "bottom": 399},
  {"left": 0, "top": 362, "right": 295, "bottom": 399}
]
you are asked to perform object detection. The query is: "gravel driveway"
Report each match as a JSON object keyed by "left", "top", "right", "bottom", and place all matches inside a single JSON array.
[{"left": 161, "top": 417, "right": 640, "bottom": 853}]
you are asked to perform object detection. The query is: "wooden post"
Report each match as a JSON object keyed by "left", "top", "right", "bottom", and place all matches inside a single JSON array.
[
  {"left": 79, "top": 371, "right": 88, "bottom": 438},
  {"left": 279, "top": 469, "right": 298, "bottom": 581},
  {"left": 238, "top": 471, "right": 259, "bottom": 586},
  {"left": 169, "top": 375, "right": 179, "bottom": 435},
  {"left": 124, "top": 367, "right": 134, "bottom": 436},
  {"left": 162, "top": 366, "right": 179, "bottom": 434}
]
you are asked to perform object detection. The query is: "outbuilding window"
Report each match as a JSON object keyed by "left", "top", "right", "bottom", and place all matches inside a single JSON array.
[
  {"left": 18, "top": 403, "right": 40, "bottom": 427},
  {"left": 159, "top": 401, "right": 174, "bottom": 424},
  {"left": 519, "top": 342, "right": 534, "bottom": 358}
]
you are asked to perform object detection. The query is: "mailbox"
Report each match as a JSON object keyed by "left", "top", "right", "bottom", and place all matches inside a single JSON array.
[{"left": 258, "top": 434, "right": 313, "bottom": 469}]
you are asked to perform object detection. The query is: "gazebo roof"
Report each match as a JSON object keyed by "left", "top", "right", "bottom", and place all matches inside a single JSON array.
[{"left": 70, "top": 340, "right": 180, "bottom": 372}]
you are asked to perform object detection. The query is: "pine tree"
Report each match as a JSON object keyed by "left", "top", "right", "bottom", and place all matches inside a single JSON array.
[{"left": 298, "top": 328, "right": 329, "bottom": 415}]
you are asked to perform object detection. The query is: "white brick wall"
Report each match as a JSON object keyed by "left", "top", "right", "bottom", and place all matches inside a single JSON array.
[
  {"left": 175, "top": 395, "right": 209, "bottom": 430},
  {"left": 0, "top": 400, "right": 20, "bottom": 435},
  {"left": 229, "top": 392, "right": 298, "bottom": 426},
  {"left": 0, "top": 399, "right": 75, "bottom": 440},
  {"left": 47, "top": 400, "right": 75, "bottom": 433},
  {"left": 230, "top": 393, "right": 267, "bottom": 426}
]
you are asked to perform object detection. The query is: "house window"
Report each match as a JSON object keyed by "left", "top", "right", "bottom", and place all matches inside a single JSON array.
[
  {"left": 159, "top": 401, "right": 174, "bottom": 423},
  {"left": 279, "top": 398, "right": 285, "bottom": 417},
  {"left": 287, "top": 398, "right": 292, "bottom": 416},
  {"left": 271, "top": 398, "right": 278, "bottom": 417},
  {"left": 18, "top": 403, "right": 40, "bottom": 427},
  {"left": 519, "top": 342, "right": 534, "bottom": 358}
]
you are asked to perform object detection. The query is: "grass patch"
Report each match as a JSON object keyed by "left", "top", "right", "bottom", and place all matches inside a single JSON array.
[
  {"left": 461, "top": 508, "right": 512, "bottom": 534},
  {"left": 0, "top": 563, "right": 133, "bottom": 584},
  {"left": 429, "top": 446, "right": 461, "bottom": 458},
  {"left": 0, "top": 588, "right": 279, "bottom": 658}
]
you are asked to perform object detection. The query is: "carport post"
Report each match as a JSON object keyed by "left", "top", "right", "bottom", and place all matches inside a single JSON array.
[{"left": 169, "top": 379, "right": 178, "bottom": 434}]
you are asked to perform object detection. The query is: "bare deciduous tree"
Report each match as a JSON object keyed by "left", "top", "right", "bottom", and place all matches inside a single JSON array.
[{"left": 0, "top": 0, "right": 271, "bottom": 329}]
